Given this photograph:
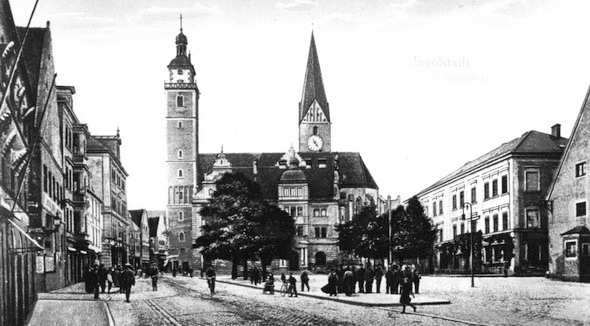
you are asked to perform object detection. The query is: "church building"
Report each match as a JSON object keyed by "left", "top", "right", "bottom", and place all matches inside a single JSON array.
[{"left": 165, "top": 22, "right": 379, "bottom": 271}]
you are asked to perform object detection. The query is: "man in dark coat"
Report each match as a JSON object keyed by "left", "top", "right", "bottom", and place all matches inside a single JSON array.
[
  {"left": 351, "top": 266, "right": 357, "bottom": 294},
  {"left": 328, "top": 269, "right": 339, "bottom": 297},
  {"left": 412, "top": 268, "right": 421, "bottom": 294},
  {"left": 343, "top": 267, "right": 354, "bottom": 296},
  {"left": 393, "top": 265, "right": 402, "bottom": 294},
  {"left": 356, "top": 265, "right": 366, "bottom": 293},
  {"left": 97, "top": 264, "right": 108, "bottom": 293},
  {"left": 149, "top": 263, "right": 159, "bottom": 291},
  {"left": 385, "top": 265, "right": 395, "bottom": 294},
  {"left": 300, "top": 270, "right": 310, "bottom": 292},
  {"left": 90, "top": 265, "right": 100, "bottom": 299},
  {"left": 336, "top": 266, "right": 345, "bottom": 293},
  {"left": 364, "top": 265, "right": 374, "bottom": 293},
  {"left": 119, "top": 263, "right": 136, "bottom": 302},
  {"left": 374, "top": 265, "right": 384, "bottom": 293},
  {"left": 288, "top": 273, "right": 298, "bottom": 297},
  {"left": 206, "top": 266, "right": 216, "bottom": 295},
  {"left": 83, "top": 266, "right": 92, "bottom": 293}
]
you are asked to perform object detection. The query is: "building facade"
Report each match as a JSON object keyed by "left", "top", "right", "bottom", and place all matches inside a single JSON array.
[
  {"left": 164, "top": 28, "right": 380, "bottom": 271},
  {"left": 87, "top": 133, "right": 130, "bottom": 267},
  {"left": 415, "top": 126, "right": 567, "bottom": 274},
  {"left": 147, "top": 210, "right": 168, "bottom": 270},
  {"left": 129, "top": 209, "right": 150, "bottom": 270},
  {"left": 547, "top": 87, "right": 590, "bottom": 282}
]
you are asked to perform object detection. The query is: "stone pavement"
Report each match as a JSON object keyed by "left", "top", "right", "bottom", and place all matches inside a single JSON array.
[{"left": 216, "top": 274, "right": 451, "bottom": 307}]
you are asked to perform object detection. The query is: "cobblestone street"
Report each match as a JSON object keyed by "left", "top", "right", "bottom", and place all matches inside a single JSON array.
[{"left": 81, "top": 274, "right": 590, "bottom": 326}]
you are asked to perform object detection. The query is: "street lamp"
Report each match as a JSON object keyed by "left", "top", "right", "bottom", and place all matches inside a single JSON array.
[
  {"left": 461, "top": 202, "right": 475, "bottom": 288},
  {"left": 388, "top": 195, "right": 392, "bottom": 266}
]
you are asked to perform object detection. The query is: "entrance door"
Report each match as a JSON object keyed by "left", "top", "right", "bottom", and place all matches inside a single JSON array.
[{"left": 289, "top": 251, "right": 300, "bottom": 271}]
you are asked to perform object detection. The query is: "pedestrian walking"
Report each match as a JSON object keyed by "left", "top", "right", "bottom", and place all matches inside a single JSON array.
[
  {"left": 252, "top": 267, "right": 260, "bottom": 286},
  {"left": 189, "top": 267, "right": 194, "bottom": 278},
  {"left": 374, "top": 265, "right": 383, "bottom": 293},
  {"left": 300, "top": 270, "right": 310, "bottom": 292},
  {"left": 400, "top": 272, "right": 416, "bottom": 313},
  {"left": 356, "top": 265, "right": 366, "bottom": 293},
  {"left": 119, "top": 263, "right": 136, "bottom": 303},
  {"left": 343, "top": 267, "right": 354, "bottom": 296},
  {"left": 280, "top": 272, "right": 286, "bottom": 284},
  {"left": 503, "top": 259, "right": 510, "bottom": 277},
  {"left": 328, "top": 269, "right": 339, "bottom": 297},
  {"left": 288, "top": 273, "right": 298, "bottom": 297},
  {"left": 83, "top": 266, "right": 92, "bottom": 294},
  {"left": 97, "top": 264, "right": 108, "bottom": 293},
  {"left": 206, "top": 266, "right": 216, "bottom": 295},
  {"left": 90, "top": 265, "right": 100, "bottom": 299},
  {"left": 412, "top": 268, "right": 421, "bottom": 294},
  {"left": 149, "top": 263, "right": 159, "bottom": 291},
  {"left": 107, "top": 268, "right": 114, "bottom": 293},
  {"left": 365, "top": 265, "right": 374, "bottom": 293}
]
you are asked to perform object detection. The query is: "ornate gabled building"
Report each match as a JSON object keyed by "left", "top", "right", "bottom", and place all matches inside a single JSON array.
[{"left": 165, "top": 26, "right": 379, "bottom": 272}]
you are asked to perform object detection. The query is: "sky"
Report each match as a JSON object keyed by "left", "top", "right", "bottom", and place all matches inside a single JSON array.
[{"left": 9, "top": 0, "right": 590, "bottom": 210}]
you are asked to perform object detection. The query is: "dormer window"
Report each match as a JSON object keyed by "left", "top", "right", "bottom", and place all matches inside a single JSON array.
[{"left": 177, "top": 95, "right": 184, "bottom": 107}]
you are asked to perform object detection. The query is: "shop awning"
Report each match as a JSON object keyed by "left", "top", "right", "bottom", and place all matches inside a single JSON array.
[{"left": 6, "top": 217, "right": 43, "bottom": 251}]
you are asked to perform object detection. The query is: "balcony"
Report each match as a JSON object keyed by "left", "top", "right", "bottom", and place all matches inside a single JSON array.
[{"left": 164, "top": 83, "right": 197, "bottom": 90}]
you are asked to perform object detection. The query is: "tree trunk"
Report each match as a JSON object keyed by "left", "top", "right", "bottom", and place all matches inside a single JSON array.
[{"left": 231, "top": 253, "right": 238, "bottom": 280}]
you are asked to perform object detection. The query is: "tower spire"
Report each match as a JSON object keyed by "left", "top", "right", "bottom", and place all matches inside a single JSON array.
[
  {"left": 299, "top": 32, "right": 329, "bottom": 123},
  {"left": 180, "top": 14, "right": 183, "bottom": 32}
]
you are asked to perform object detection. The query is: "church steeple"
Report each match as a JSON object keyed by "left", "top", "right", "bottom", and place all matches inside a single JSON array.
[
  {"left": 175, "top": 14, "right": 188, "bottom": 57},
  {"left": 299, "top": 32, "right": 330, "bottom": 123},
  {"left": 298, "top": 32, "right": 331, "bottom": 153}
]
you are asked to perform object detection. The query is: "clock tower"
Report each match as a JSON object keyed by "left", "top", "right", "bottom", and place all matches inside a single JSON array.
[
  {"left": 165, "top": 16, "right": 199, "bottom": 270},
  {"left": 299, "top": 32, "right": 331, "bottom": 153}
]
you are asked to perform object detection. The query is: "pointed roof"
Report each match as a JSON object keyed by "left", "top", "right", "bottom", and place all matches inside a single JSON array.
[{"left": 299, "top": 32, "right": 330, "bottom": 123}]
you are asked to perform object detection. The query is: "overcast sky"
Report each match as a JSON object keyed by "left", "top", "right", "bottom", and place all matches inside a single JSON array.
[{"left": 10, "top": 0, "right": 590, "bottom": 210}]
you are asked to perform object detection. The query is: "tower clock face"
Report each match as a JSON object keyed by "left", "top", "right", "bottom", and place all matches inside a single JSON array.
[{"left": 308, "top": 135, "right": 323, "bottom": 151}]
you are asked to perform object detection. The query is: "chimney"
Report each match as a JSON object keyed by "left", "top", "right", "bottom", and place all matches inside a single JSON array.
[{"left": 551, "top": 124, "right": 561, "bottom": 138}]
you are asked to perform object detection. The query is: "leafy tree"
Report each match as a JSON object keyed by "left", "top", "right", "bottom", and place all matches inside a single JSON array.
[
  {"left": 336, "top": 205, "right": 388, "bottom": 260},
  {"left": 454, "top": 231, "right": 483, "bottom": 271},
  {"left": 194, "top": 172, "right": 264, "bottom": 279},
  {"left": 194, "top": 172, "right": 296, "bottom": 279},
  {"left": 256, "top": 204, "right": 295, "bottom": 275},
  {"left": 390, "top": 196, "right": 436, "bottom": 264}
]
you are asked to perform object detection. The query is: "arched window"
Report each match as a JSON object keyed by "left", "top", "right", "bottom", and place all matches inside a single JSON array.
[
  {"left": 178, "top": 211, "right": 184, "bottom": 221},
  {"left": 178, "top": 150, "right": 183, "bottom": 158},
  {"left": 178, "top": 170, "right": 183, "bottom": 178},
  {"left": 315, "top": 251, "right": 326, "bottom": 266},
  {"left": 179, "top": 232, "right": 185, "bottom": 242},
  {"left": 355, "top": 196, "right": 363, "bottom": 214},
  {"left": 177, "top": 95, "right": 184, "bottom": 107},
  {"left": 177, "top": 121, "right": 183, "bottom": 129},
  {"left": 313, "top": 126, "right": 318, "bottom": 135}
]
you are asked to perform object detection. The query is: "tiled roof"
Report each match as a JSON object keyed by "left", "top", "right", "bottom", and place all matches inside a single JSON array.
[
  {"left": 561, "top": 225, "right": 590, "bottom": 236},
  {"left": 16, "top": 27, "right": 47, "bottom": 98},
  {"left": 147, "top": 216, "right": 160, "bottom": 237},
  {"left": 415, "top": 130, "right": 568, "bottom": 197},
  {"left": 299, "top": 32, "right": 330, "bottom": 123},
  {"left": 198, "top": 151, "right": 377, "bottom": 202},
  {"left": 128, "top": 209, "right": 145, "bottom": 228}
]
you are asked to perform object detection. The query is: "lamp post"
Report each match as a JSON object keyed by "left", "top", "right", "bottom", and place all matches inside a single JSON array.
[
  {"left": 388, "top": 195, "right": 392, "bottom": 266},
  {"left": 462, "top": 202, "right": 475, "bottom": 288}
]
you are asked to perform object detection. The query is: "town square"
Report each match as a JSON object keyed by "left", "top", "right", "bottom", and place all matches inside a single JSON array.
[{"left": 1, "top": 0, "right": 590, "bottom": 325}]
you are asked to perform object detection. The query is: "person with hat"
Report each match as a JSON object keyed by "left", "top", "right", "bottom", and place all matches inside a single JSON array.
[
  {"left": 149, "top": 263, "right": 160, "bottom": 291},
  {"left": 119, "top": 263, "right": 136, "bottom": 303}
]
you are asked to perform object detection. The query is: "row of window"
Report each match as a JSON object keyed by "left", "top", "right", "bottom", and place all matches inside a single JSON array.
[
  {"left": 281, "top": 206, "right": 328, "bottom": 217},
  {"left": 43, "top": 165, "right": 63, "bottom": 205},
  {"left": 111, "top": 168, "right": 126, "bottom": 191},
  {"left": 280, "top": 187, "right": 305, "bottom": 198},
  {"left": 168, "top": 186, "right": 193, "bottom": 205},
  {"left": 110, "top": 196, "right": 126, "bottom": 217},
  {"left": 431, "top": 175, "right": 511, "bottom": 217},
  {"left": 565, "top": 240, "right": 590, "bottom": 258},
  {"left": 279, "top": 158, "right": 327, "bottom": 168},
  {"left": 295, "top": 226, "right": 329, "bottom": 238}
]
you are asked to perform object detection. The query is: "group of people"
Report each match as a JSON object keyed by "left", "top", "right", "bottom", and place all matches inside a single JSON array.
[
  {"left": 320, "top": 264, "right": 421, "bottom": 297},
  {"left": 82, "top": 263, "right": 136, "bottom": 302}
]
